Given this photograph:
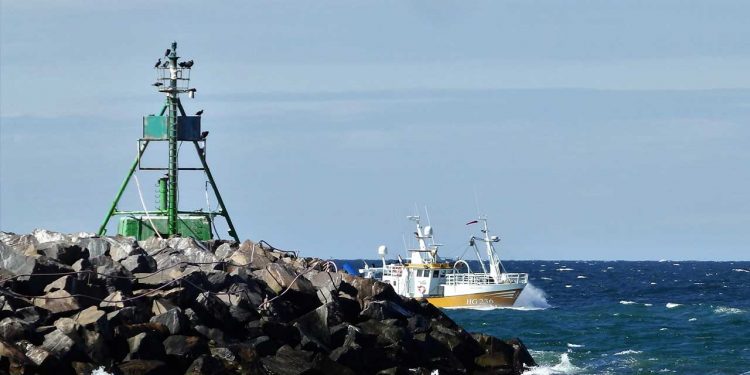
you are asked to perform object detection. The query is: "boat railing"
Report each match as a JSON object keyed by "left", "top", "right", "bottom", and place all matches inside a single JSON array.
[
  {"left": 382, "top": 264, "right": 404, "bottom": 277},
  {"left": 444, "top": 272, "right": 528, "bottom": 285}
]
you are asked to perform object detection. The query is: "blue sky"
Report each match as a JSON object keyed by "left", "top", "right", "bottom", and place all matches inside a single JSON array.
[{"left": 2, "top": 1, "right": 749, "bottom": 260}]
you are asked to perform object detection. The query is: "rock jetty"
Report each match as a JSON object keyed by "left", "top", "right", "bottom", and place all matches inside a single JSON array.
[{"left": 0, "top": 230, "right": 536, "bottom": 374}]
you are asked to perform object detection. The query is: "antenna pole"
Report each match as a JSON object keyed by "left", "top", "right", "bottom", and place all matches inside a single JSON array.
[{"left": 167, "top": 41, "right": 179, "bottom": 236}]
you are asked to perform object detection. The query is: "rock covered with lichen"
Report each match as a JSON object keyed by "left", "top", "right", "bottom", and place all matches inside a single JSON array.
[{"left": 0, "top": 230, "right": 535, "bottom": 374}]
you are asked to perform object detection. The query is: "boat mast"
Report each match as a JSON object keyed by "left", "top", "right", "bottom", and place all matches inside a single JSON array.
[{"left": 481, "top": 217, "right": 503, "bottom": 280}]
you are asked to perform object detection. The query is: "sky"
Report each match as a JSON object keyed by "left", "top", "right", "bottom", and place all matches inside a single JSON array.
[{"left": 1, "top": 1, "right": 749, "bottom": 261}]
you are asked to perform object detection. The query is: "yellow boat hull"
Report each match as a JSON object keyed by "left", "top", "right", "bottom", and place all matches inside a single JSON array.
[{"left": 427, "top": 288, "right": 523, "bottom": 308}]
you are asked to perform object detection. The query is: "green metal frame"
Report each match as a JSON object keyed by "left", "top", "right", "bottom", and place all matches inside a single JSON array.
[{"left": 97, "top": 42, "right": 240, "bottom": 242}]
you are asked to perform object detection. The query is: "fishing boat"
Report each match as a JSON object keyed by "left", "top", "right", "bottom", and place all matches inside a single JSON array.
[{"left": 360, "top": 215, "right": 528, "bottom": 308}]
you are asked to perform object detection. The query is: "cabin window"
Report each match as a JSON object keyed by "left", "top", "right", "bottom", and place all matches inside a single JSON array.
[{"left": 433, "top": 270, "right": 439, "bottom": 278}]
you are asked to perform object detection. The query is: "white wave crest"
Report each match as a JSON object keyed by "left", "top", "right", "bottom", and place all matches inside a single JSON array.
[
  {"left": 567, "top": 343, "right": 584, "bottom": 348},
  {"left": 556, "top": 267, "right": 574, "bottom": 271},
  {"left": 733, "top": 268, "right": 750, "bottom": 273},
  {"left": 714, "top": 306, "right": 745, "bottom": 315},
  {"left": 666, "top": 303, "right": 681, "bottom": 309},
  {"left": 614, "top": 349, "right": 642, "bottom": 356},
  {"left": 688, "top": 317, "right": 697, "bottom": 321},
  {"left": 525, "top": 353, "right": 581, "bottom": 375},
  {"left": 514, "top": 283, "right": 552, "bottom": 309},
  {"left": 92, "top": 367, "right": 115, "bottom": 375},
  {"left": 619, "top": 300, "right": 636, "bottom": 305},
  {"left": 576, "top": 275, "right": 587, "bottom": 279}
]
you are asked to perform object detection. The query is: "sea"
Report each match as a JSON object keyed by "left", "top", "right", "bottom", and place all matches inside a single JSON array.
[{"left": 344, "top": 260, "right": 750, "bottom": 374}]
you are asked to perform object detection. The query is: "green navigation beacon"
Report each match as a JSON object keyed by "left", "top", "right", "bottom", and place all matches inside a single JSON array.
[{"left": 97, "top": 42, "right": 240, "bottom": 242}]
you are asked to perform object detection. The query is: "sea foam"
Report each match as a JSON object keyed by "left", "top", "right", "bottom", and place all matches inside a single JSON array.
[
  {"left": 666, "top": 303, "right": 681, "bottom": 309},
  {"left": 713, "top": 306, "right": 745, "bottom": 315},
  {"left": 614, "top": 349, "right": 642, "bottom": 356},
  {"left": 525, "top": 353, "right": 581, "bottom": 374}
]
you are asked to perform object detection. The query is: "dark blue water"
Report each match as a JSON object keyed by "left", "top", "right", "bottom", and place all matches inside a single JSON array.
[{"left": 439, "top": 261, "right": 750, "bottom": 374}]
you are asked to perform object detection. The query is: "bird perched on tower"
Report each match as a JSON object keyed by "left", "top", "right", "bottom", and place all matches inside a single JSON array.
[
  {"left": 195, "top": 109, "right": 204, "bottom": 116},
  {"left": 201, "top": 131, "right": 209, "bottom": 139},
  {"left": 154, "top": 58, "right": 161, "bottom": 68},
  {"left": 164, "top": 48, "right": 171, "bottom": 57}
]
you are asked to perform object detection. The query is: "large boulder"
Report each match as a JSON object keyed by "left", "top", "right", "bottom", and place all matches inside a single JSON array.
[
  {"left": 254, "top": 263, "right": 315, "bottom": 295},
  {"left": 32, "top": 290, "right": 81, "bottom": 315},
  {"left": 150, "top": 308, "right": 189, "bottom": 335},
  {"left": 126, "top": 331, "right": 166, "bottom": 361},
  {"left": 35, "top": 241, "right": 88, "bottom": 265},
  {"left": 260, "top": 345, "right": 315, "bottom": 375},
  {"left": 0, "top": 317, "right": 32, "bottom": 342}
]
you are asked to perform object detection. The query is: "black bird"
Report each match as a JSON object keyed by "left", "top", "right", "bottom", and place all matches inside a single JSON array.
[
  {"left": 195, "top": 109, "right": 204, "bottom": 116},
  {"left": 178, "top": 61, "right": 187, "bottom": 68},
  {"left": 161, "top": 60, "right": 169, "bottom": 68},
  {"left": 200, "top": 131, "right": 209, "bottom": 139},
  {"left": 154, "top": 58, "right": 161, "bottom": 68},
  {"left": 152, "top": 82, "right": 163, "bottom": 87},
  {"left": 185, "top": 60, "right": 194, "bottom": 68},
  {"left": 164, "top": 48, "right": 171, "bottom": 57}
]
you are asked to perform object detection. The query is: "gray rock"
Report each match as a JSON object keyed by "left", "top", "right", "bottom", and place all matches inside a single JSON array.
[
  {"left": 126, "top": 331, "right": 166, "bottom": 360},
  {"left": 0, "top": 231, "right": 38, "bottom": 253},
  {"left": 360, "top": 300, "right": 413, "bottom": 321},
  {"left": 32, "top": 290, "right": 81, "bottom": 314},
  {"left": 73, "top": 306, "right": 109, "bottom": 334},
  {"left": 209, "top": 346, "right": 236, "bottom": 362},
  {"left": 248, "top": 335, "right": 279, "bottom": 357},
  {"left": 71, "top": 258, "right": 92, "bottom": 272},
  {"left": 185, "top": 354, "right": 226, "bottom": 375},
  {"left": 105, "top": 236, "right": 140, "bottom": 262},
  {"left": 0, "top": 241, "right": 37, "bottom": 275},
  {"left": 205, "top": 270, "right": 229, "bottom": 291},
  {"left": 81, "top": 329, "right": 111, "bottom": 364},
  {"left": 41, "top": 328, "right": 76, "bottom": 359},
  {"left": 121, "top": 254, "right": 157, "bottom": 273},
  {"left": 255, "top": 263, "right": 315, "bottom": 295},
  {"left": 340, "top": 273, "right": 400, "bottom": 308},
  {"left": 214, "top": 243, "right": 235, "bottom": 259},
  {"left": 100, "top": 291, "right": 126, "bottom": 309},
  {"left": 293, "top": 303, "right": 331, "bottom": 351},
  {"left": 0, "top": 338, "right": 32, "bottom": 372},
  {"left": 117, "top": 359, "right": 168, "bottom": 375},
  {"left": 76, "top": 237, "right": 110, "bottom": 258},
  {"left": 0, "top": 317, "right": 31, "bottom": 342},
  {"left": 191, "top": 292, "right": 233, "bottom": 331},
  {"left": 43, "top": 275, "right": 77, "bottom": 293},
  {"left": 194, "top": 324, "right": 227, "bottom": 345},
  {"left": 16, "top": 339, "right": 55, "bottom": 368},
  {"left": 163, "top": 335, "right": 209, "bottom": 361},
  {"left": 150, "top": 308, "right": 188, "bottom": 335},
  {"left": 36, "top": 240, "right": 87, "bottom": 265},
  {"left": 229, "top": 240, "right": 273, "bottom": 271},
  {"left": 260, "top": 344, "right": 314, "bottom": 375},
  {"left": 15, "top": 306, "right": 49, "bottom": 325}
]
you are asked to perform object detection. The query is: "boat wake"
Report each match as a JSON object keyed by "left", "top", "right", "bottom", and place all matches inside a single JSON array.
[{"left": 514, "top": 283, "right": 552, "bottom": 309}]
